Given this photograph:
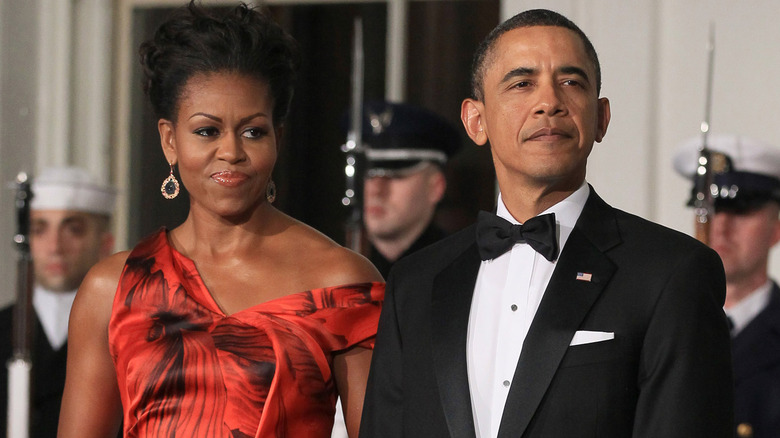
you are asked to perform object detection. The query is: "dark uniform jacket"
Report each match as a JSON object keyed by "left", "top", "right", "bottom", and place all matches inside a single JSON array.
[
  {"left": 733, "top": 282, "right": 780, "bottom": 438},
  {"left": 361, "top": 187, "right": 734, "bottom": 437},
  {"left": 369, "top": 224, "right": 447, "bottom": 279},
  {"left": 0, "top": 306, "right": 67, "bottom": 438}
]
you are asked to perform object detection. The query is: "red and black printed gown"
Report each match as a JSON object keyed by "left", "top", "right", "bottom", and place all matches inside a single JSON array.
[{"left": 108, "top": 230, "right": 384, "bottom": 437}]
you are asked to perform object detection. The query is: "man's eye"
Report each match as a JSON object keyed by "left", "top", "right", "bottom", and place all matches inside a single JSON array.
[
  {"left": 64, "top": 223, "right": 87, "bottom": 237},
  {"left": 513, "top": 81, "right": 532, "bottom": 88},
  {"left": 563, "top": 79, "right": 582, "bottom": 87}
]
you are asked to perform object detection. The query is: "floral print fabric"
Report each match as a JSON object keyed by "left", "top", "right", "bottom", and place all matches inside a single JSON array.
[{"left": 108, "top": 230, "right": 384, "bottom": 437}]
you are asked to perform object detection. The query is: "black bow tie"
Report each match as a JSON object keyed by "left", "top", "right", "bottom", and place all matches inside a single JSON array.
[{"left": 476, "top": 211, "right": 559, "bottom": 261}]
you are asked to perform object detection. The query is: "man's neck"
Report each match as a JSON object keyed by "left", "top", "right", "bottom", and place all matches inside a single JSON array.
[
  {"left": 724, "top": 272, "right": 770, "bottom": 309},
  {"left": 369, "top": 220, "right": 431, "bottom": 263},
  {"left": 498, "top": 177, "right": 584, "bottom": 223}
]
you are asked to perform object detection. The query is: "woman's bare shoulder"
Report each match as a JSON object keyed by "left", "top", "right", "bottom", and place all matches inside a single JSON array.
[
  {"left": 284, "top": 219, "right": 383, "bottom": 286},
  {"left": 77, "top": 251, "right": 130, "bottom": 304}
]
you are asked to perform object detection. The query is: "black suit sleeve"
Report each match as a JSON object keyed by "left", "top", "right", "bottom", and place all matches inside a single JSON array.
[
  {"left": 632, "top": 244, "right": 733, "bottom": 437},
  {"left": 360, "top": 272, "right": 404, "bottom": 437}
]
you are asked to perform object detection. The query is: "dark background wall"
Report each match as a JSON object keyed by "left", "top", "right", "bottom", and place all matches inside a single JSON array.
[{"left": 128, "top": 2, "right": 499, "bottom": 247}]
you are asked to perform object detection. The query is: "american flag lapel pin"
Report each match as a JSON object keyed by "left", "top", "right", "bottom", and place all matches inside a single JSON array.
[{"left": 576, "top": 272, "right": 593, "bottom": 282}]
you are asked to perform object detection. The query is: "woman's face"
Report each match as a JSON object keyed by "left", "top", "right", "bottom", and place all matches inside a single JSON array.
[{"left": 158, "top": 72, "right": 279, "bottom": 220}]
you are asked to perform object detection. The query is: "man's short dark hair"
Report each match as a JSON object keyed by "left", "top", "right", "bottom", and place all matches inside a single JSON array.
[{"left": 469, "top": 9, "right": 602, "bottom": 101}]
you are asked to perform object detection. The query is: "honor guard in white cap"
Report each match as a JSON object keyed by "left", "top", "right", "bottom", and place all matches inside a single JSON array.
[
  {"left": 359, "top": 101, "right": 462, "bottom": 278},
  {"left": 0, "top": 166, "right": 116, "bottom": 437},
  {"left": 675, "top": 134, "right": 780, "bottom": 438}
]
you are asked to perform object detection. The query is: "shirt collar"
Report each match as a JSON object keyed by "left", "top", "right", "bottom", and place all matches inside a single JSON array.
[
  {"left": 725, "top": 280, "right": 773, "bottom": 336},
  {"left": 496, "top": 182, "right": 590, "bottom": 250},
  {"left": 33, "top": 285, "right": 77, "bottom": 350}
]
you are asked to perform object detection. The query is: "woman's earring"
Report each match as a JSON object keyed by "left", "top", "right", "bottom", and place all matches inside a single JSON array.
[
  {"left": 266, "top": 180, "right": 276, "bottom": 203},
  {"left": 161, "top": 162, "right": 180, "bottom": 200}
]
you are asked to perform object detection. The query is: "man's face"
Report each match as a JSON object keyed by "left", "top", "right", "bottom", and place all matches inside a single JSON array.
[
  {"left": 363, "top": 165, "right": 445, "bottom": 241},
  {"left": 30, "top": 210, "right": 112, "bottom": 292},
  {"left": 463, "top": 26, "right": 610, "bottom": 192},
  {"left": 710, "top": 203, "right": 780, "bottom": 286}
]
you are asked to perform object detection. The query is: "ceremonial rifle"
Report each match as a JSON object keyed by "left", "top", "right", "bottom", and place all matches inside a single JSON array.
[
  {"left": 692, "top": 24, "right": 729, "bottom": 245},
  {"left": 341, "top": 17, "right": 368, "bottom": 255},
  {"left": 8, "top": 172, "right": 33, "bottom": 438}
]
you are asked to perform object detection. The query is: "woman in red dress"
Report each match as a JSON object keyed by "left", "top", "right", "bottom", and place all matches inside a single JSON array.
[{"left": 58, "top": 3, "right": 383, "bottom": 437}]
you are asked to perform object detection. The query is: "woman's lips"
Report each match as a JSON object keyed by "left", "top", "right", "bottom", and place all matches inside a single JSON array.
[{"left": 211, "top": 171, "right": 248, "bottom": 187}]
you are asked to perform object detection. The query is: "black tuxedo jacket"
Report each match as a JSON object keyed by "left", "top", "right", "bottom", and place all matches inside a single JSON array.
[
  {"left": 361, "top": 188, "right": 734, "bottom": 437},
  {"left": 732, "top": 283, "right": 780, "bottom": 437}
]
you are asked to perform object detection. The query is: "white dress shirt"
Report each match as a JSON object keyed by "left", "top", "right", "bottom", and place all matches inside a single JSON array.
[
  {"left": 33, "top": 285, "right": 77, "bottom": 351},
  {"left": 725, "top": 280, "right": 773, "bottom": 337},
  {"left": 467, "top": 182, "right": 589, "bottom": 438}
]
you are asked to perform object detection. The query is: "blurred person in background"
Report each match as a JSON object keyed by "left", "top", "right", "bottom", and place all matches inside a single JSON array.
[
  {"left": 360, "top": 101, "right": 461, "bottom": 278},
  {"left": 676, "top": 134, "right": 780, "bottom": 438},
  {"left": 0, "top": 166, "right": 115, "bottom": 437}
]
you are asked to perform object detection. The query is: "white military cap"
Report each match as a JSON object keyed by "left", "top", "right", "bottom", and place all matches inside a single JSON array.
[
  {"left": 674, "top": 134, "right": 780, "bottom": 211},
  {"left": 31, "top": 167, "right": 116, "bottom": 215}
]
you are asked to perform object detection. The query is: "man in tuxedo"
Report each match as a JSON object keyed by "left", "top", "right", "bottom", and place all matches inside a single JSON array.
[
  {"left": 360, "top": 8, "right": 733, "bottom": 438},
  {"left": 675, "top": 135, "right": 780, "bottom": 438},
  {"left": 0, "top": 167, "right": 115, "bottom": 437}
]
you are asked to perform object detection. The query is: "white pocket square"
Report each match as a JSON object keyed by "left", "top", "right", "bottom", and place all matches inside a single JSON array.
[{"left": 569, "top": 330, "right": 614, "bottom": 346}]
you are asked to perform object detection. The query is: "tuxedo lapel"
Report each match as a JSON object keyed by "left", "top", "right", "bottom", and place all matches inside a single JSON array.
[
  {"left": 498, "top": 189, "right": 620, "bottom": 437},
  {"left": 431, "top": 242, "right": 481, "bottom": 438}
]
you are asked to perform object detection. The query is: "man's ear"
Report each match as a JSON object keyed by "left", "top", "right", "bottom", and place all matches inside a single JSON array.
[
  {"left": 461, "top": 98, "right": 488, "bottom": 146},
  {"left": 595, "top": 97, "right": 611, "bottom": 143},
  {"left": 770, "top": 210, "right": 780, "bottom": 247},
  {"left": 158, "top": 119, "right": 178, "bottom": 164},
  {"left": 100, "top": 232, "right": 115, "bottom": 259},
  {"left": 428, "top": 169, "right": 447, "bottom": 205}
]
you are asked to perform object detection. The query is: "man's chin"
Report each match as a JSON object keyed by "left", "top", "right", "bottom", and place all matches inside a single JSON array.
[{"left": 38, "top": 279, "right": 78, "bottom": 293}]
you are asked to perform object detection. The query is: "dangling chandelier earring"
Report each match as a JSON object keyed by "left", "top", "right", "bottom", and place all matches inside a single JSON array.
[
  {"left": 161, "top": 162, "right": 180, "bottom": 200},
  {"left": 266, "top": 179, "right": 276, "bottom": 203}
]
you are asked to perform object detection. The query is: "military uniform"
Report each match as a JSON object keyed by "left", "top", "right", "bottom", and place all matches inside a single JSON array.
[{"left": 676, "top": 135, "right": 780, "bottom": 438}]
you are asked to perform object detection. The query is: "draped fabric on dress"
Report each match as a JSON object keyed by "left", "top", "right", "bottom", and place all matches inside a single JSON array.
[{"left": 108, "top": 230, "right": 384, "bottom": 437}]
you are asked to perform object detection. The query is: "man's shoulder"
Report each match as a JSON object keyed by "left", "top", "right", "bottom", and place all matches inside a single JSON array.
[
  {"left": 0, "top": 305, "right": 14, "bottom": 330},
  {"left": 614, "top": 207, "right": 701, "bottom": 242},
  {"left": 0, "top": 305, "right": 16, "bottom": 357},
  {"left": 582, "top": 190, "right": 720, "bottom": 272},
  {"left": 393, "top": 224, "right": 477, "bottom": 274},
  {"left": 587, "top": 190, "right": 711, "bottom": 254}
]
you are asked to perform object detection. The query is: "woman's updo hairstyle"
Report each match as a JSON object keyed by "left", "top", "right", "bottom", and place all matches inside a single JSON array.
[{"left": 139, "top": 1, "right": 300, "bottom": 126}]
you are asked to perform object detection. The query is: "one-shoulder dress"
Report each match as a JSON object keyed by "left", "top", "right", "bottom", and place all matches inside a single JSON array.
[{"left": 108, "top": 230, "right": 384, "bottom": 437}]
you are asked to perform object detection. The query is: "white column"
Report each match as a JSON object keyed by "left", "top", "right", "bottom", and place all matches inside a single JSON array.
[
  {"left": 386, "top": 0, "right": 407, "bottom": 101},
  {"left": 36, "top": 0, "right": 73, "bottom": 170},
  {"left": 72, "top": 0, "right": 114, "bottom": 182}
]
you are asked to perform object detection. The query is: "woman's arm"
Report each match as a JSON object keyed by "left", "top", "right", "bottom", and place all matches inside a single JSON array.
[
  {"left": 333, "top": 346, "right": 373, "bottom": 438},
  {"left": 57, "top": 252, "right": 128, "bottom": 438}
]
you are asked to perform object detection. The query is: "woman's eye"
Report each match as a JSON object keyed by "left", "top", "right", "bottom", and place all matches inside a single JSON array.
[
  {"left": 194, "top": 127, "right": 219, "bottom": 137},
  {"left": 243, "top": 128, "right": 266, "bottom": 139}
]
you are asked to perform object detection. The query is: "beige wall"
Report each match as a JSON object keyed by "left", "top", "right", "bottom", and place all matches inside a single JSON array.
[
  {"left": 502, "top": 0, "right": 780, "bottom": 279},
  {"left": 0, "top": 0, "right": 39, "bottom": 307}
]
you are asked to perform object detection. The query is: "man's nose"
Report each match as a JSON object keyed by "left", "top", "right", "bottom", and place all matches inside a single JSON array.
[
  {"left": 38, "top": 230, "right": 64, "bottom": 254},
  {"left": 710, "top": 211, "right": 733, "bottom": 236},
  {"left": 364, "top": 176, "right": 389, "bottom": 197},
  {"left": 533, "top": 82, "right": 566, "bottom": 117}
]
